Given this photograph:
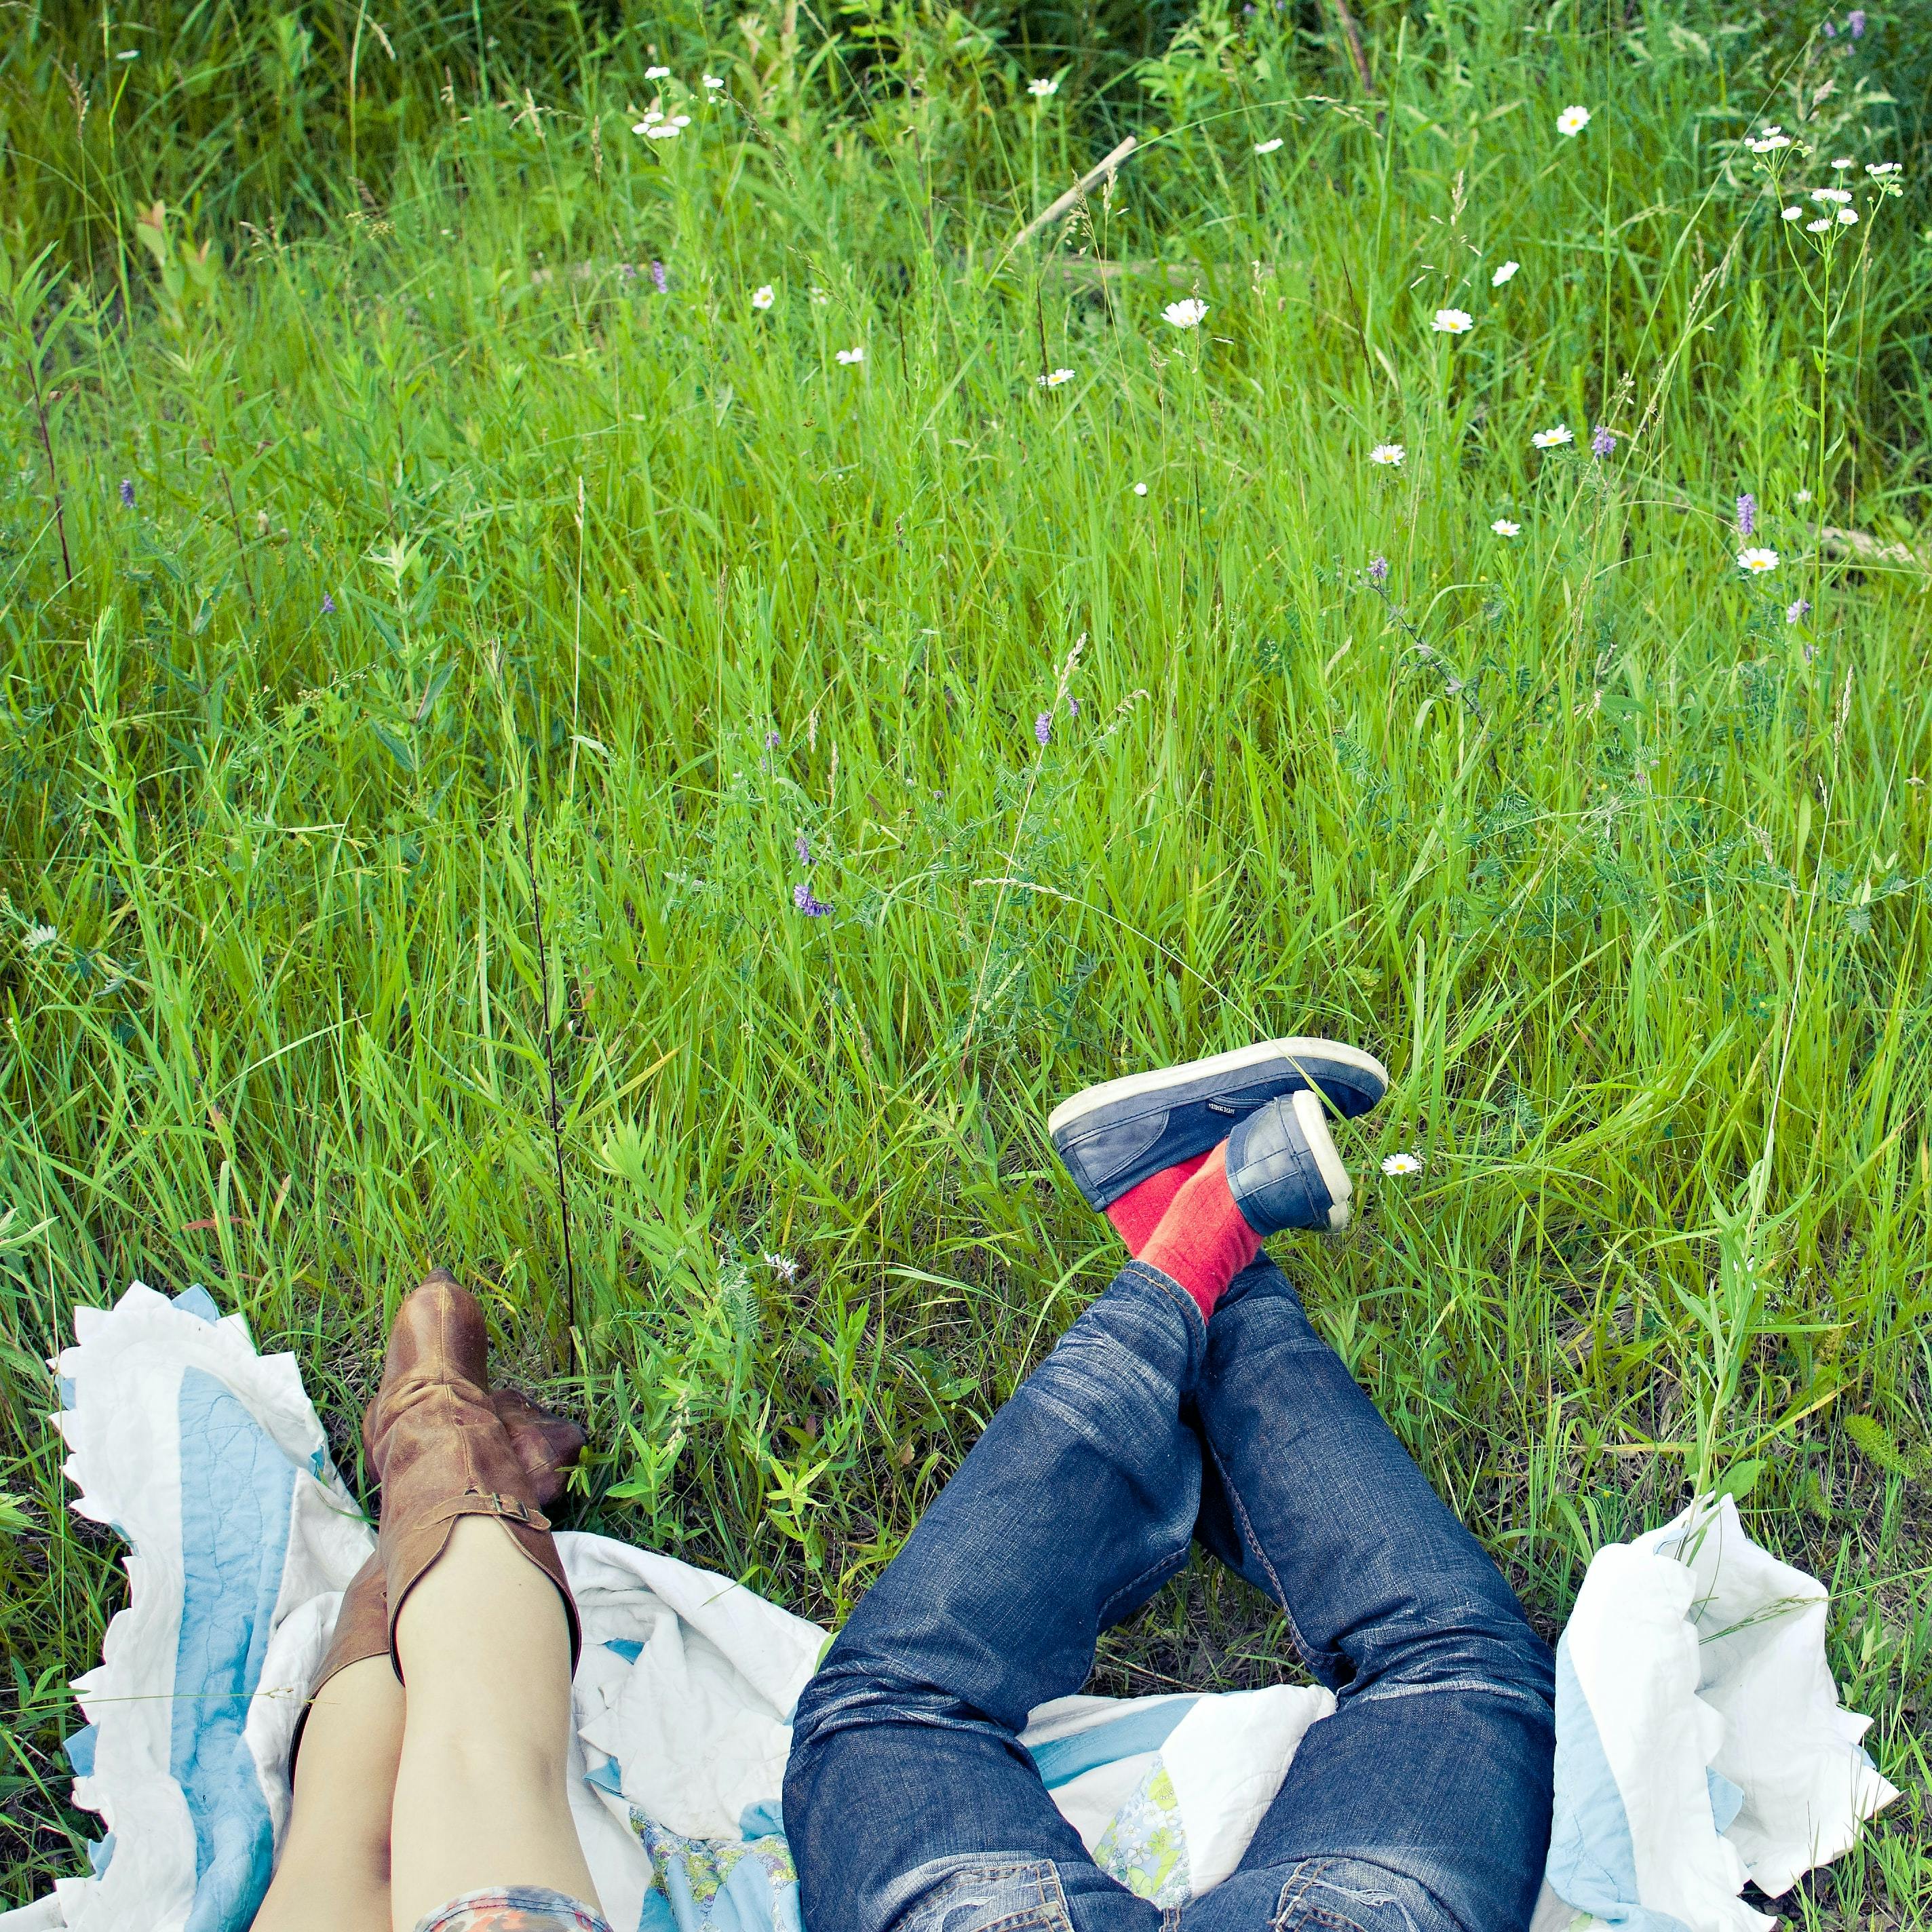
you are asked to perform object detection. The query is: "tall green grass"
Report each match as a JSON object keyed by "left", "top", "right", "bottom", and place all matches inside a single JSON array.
[{"left": 3, "top": 0, "right": 1931, "bottom": 1918}]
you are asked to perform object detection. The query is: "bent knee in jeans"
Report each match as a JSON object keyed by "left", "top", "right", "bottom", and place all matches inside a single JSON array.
[{"left": 1269, "top": 1859, "right": 1456, "bottom": 1932}]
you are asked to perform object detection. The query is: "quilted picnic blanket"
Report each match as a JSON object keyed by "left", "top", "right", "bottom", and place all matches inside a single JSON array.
[{"left": 2, "top": 1283, "right": 1896, "bottom": 1932}]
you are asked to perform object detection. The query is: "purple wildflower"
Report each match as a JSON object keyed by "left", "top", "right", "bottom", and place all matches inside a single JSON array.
[
  {"left": 792, "top": 882, "right": 831, "bottom": 916},
  {"left": 651, "top": 260, "right": 668, "bottom": 294},
  {"left": 1823, "top": 17, "right": 1834, "bottom": 34},
  {"left": 1035, "top": 712, "right": 1052, "bottom": 747},
  {"left": 1736, "top": 492, "right": 1757, "bottom": 538},
  {"left": 794, "top": 832, "right": 811, "bottom": 865},
  {"left": 1786, "top": 598, "right": 1811, "bottom": 624},
  {"left": 119, "top": 478, "right": 135, "bottom": 507},
  {"left": 765, "top": 729, "right": 781, "bottom": 750},
  {"left": 1848, "top": 8, "right": 1865, "bottom": 34},
  {"left": 1590, "top": 425, "right": 1616, "bottom": 458},
  {"left": 1068, "top": 696, "right": 1079, "bottom": 716},
  {"left": 322, "top": 594, "right": 336, "bottom": 615},
  {"left": 1368, "top": 556, "right": 1389, "bottom": 585}
]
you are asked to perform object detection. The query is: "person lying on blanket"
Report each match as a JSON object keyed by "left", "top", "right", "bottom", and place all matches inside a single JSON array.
[{"left": 252, "top": 1037, "right": 1556, "bottom": 1932}]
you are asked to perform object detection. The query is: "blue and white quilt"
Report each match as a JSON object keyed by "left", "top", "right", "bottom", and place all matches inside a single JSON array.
[{"left": 3, "top": 1285, "right": 1895, "bottom": 1932}]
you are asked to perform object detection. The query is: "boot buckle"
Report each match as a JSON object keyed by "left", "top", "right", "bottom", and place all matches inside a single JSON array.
[{"left": 476, "top": 1490, "right": 542, "bottom": 1526}]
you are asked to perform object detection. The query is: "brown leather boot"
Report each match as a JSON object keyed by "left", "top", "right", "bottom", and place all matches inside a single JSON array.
[
  {"left": 362, "top": 1269, "right": 583, "bottom": 1678},
  {"left": 293, "top": 1383, "right": 586, "bottom": 1759}
]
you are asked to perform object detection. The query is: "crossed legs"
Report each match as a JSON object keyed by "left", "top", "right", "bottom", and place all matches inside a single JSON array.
[{"left": 784, "top": 1256, "right": 1555, "bottom": 1932}]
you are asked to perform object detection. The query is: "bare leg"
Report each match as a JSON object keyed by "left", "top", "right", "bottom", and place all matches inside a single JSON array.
[
  {"left": 385, "top": 1517, "right": 597, "bottom": 1932},
  {"left": 252, "top": 1657, "right": 404, "bottom": 1932}
]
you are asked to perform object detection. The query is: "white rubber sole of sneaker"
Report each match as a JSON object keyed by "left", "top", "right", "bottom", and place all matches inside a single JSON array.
[
  {"left": 1291, "top": 1088, "right": 1353, "bottom": 1232},
  {"left": 1046, "top": 1037, "right": 1390, "bottom": 1140}
]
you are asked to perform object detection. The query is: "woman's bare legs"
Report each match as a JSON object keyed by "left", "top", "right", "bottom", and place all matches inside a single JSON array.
[
  {"left": 250, "top": 1657, "right": 404, "bottom": 1932},
  {"left": 385, "top": 1516, "right": 598, "bottom": 1932}
]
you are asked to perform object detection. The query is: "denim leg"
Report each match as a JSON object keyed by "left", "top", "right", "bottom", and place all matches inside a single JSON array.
[
  {"left": 1181, "top": 1256, "right": 1555, "bottom": 1932},
  {"left": 784, "top": 1262, "right": 1207, "bottom": 1932}
]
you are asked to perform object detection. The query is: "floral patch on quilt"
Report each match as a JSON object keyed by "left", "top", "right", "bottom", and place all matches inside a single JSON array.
[
  {"left": 1094, "top": 1757, "right": 1191, "bottom": 1906},
  {"left": 631, "top": 1813, "right": 803, "bottom": 1931}
]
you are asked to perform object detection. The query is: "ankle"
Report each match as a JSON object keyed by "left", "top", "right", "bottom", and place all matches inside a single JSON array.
[{"left": 1137, "top": 1142, "right": 1261, "bottom": 1321}]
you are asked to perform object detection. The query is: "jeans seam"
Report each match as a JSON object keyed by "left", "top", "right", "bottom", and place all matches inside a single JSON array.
[
  {"left": 1203, "top": 1433, "right": 1324, "bottom": 1679},
  {"left": 1120, "top": 1258, "right": 1207, "bottom": 1338},
  {"left": 1270, "top": 1859, "right": 1331, "bottom": 1931}
]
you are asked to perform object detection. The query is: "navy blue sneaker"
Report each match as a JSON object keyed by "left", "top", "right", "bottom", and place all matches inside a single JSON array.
[
  {"left": 1226, "top": 1091, "right": 1353, "bottom": 1233},
  {"left": 1048, "top": 1037, "right": 1386, "bottom": 1214}
]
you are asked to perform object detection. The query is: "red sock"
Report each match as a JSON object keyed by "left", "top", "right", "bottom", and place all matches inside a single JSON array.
[
  {"left": 1138, "top": 1142, "right": 1261, "bottom": 1321},
  {"left": 1105, "top": 1152, "right": 1212, "bottom": 1255}
]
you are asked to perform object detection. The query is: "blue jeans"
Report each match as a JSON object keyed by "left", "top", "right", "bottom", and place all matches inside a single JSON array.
[{"left": 784, "top": 1257, "right": 1554, "bottom": 1932}]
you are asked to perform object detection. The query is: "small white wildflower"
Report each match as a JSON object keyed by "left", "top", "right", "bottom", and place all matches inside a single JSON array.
[
  {"left": 1532, "top": 423, "right": 1574, "bottom": 449},
  {"left": 1838, "top": 206, "right": 1859, "bottom": 225},
  {"left": 809, "top": 286, "right": 830, "bottom": 305},
  {"left": 23, "top": 923, "right": 58, "bottom": 952},
  {"left": 1832, "top": 157, "right": 1854, "bottom": 171},
  {"left": 1369, "top": 442, "right": 1406, "bottom": 467},
  {"left": 1163, "top": 297, "right": 1208, "bottom": 329},
  {"left": 751, "top": 284, "right": 775, "bottom": 309},
  {"left": 1026, "top": 75, "right": 1060, "bottom": 98},
  {"left": 1492, "top": 518, "right": 1521, "bottom": 536},
  {"left": 1132, "top": 482, "right": 1149, "bottom": 496},
  {"left": 1254, "top": 136, "right": 1284, "bottom": 154},
  {"left": 1431, "top": 307, "right": 1474, "bottom": 334},
  {"left": 1795, "top": 488, "right": 1813, "bottom": 503},
  {"left": 1738, "top": 546, "right": 1780, "bottom": 575},
  {"left": 1866, "top": 161, "right": 1901, "bottom": 178},
  {"left": 1781, "top": 206, "right": 1802, "bottom": 221},
  {"left": 1381, "top": 1151, "right": 1423, "bottom": 1176},
  {"left": 836, "top": 345, "right": 865, "bottom": 364},
  {"left": 672, "top": 114, "right": 691, "bottom": 126},
  {"left": 646, "top": 64, "right": 670, "bottom": 78},
  {"left": 645, "top": 122, "right": 682, "bottom": 140},
  {"left": 1037, "top": 367, "right": 1075, "bottom": 388},
  {"left": 1806, "top": 217, "right": 1832, "bottom": 233},
  {"left": 1491, "top": 259, "right": 1520, "bottom": 286},
  {"left": 1556, "top": 104, "right": 1592, "bottom": 137},
  {"left": 703, "top": 73, "right": 724, "bottom": 89},
  {"left": 763, "top": 1251, "right": 798, "bottom": 1283},
  {"left": 1811, "top": 187, "right": 1853, "bottom": 204},
  {"left": 1747, "top": 125, "right": 1792, "bottom": 153}
]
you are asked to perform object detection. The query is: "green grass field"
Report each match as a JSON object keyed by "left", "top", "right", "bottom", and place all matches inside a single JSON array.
[{"left": 3, "top": 0, "right": 1931, "bottom": 1918}]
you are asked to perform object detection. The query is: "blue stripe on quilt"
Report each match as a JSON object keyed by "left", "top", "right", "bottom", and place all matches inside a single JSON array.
[
  {"left": 172, "top": 1367, "right": 296, "bottom": 1932},
  {"left": 1026, "top": 1699, "right": 1197, "bottom": 1789}
]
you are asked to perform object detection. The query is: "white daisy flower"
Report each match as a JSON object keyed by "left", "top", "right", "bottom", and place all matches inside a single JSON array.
[
  {"left": 1556, "top": 104, "right": 1591, "bottom": 137},
  {"left": 1492, "top": 518, "right": 1520, "bottom": 536},
  {"left": 836, "top": 345, "right": 865, "bottom": 364},
  {"left": 1369, "top": 442, "right": 1405, "bottom": 467},
  {"left": 1747, "top": 126, "right": 1792, "bottom": 152},
  {"left": 1431, "top": 307, "right": 1474, "bottom": 334},
  {"left": 1532, "top": 423, "right": 1573, "bottom": 448},
  {"left": 1781, "top": 206, "right": 1802, "bottom": 220},
  {"left": 1381, "top": 1151, "right": 1423, "bottom": 1176},
  {"left": 1807, "top": 218, "right": 1832, "bottom": 233},
  {"left": 1254, "top": 137, "right": 1284, "bottom": 154},
  {"left": 1037, "top": 367, "right": 1075, "bottom": 388},
  {"left": 1491, "top": 259, "right": 1520, "bottom": 286},
  {"left": 1737, "top": 547, "right": 1780, "bottom": 574},
  {"left": 1811, "top": 187, "right": 1852, "bottom": 204},
  {"left": 1838, "top": 206, "right": 1859, "bottom": 224},
  {"left": 1163, "top": 297, "right": 1208, "bottom": 329},
  {"left": 703, "top": 73, "right": 724, "bottom": 89},
  {"left": 751, "top": 284, "right": 775, "bottom": 309},
  {"left": 1866, "top": 161, "right": 1901, "bottom": 178},
  {"left": 646, "top": 64, "right": 670, "bottom": 77},
  {"left": 1832, "top": 157, "right": 1854, "bottom": 170},
  {"left": 1133, "top": 482, "right": 1148, "bottom": 496},
  {"left": 1026, "top": 75, "right": 1060, "bottom": 98}
]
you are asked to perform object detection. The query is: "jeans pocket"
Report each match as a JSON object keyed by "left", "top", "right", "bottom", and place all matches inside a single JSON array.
[
  {"left": 1271, "top": 1858, "right": 1442, "bottom": 1932},
  {"left": 895, "top": 1857, "right": 1073, "bottom": 1932}
]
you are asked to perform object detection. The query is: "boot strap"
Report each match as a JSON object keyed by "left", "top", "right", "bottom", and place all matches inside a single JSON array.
[{"left": 423, "top": 1490, "right": 552, "bottom": 1531}]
